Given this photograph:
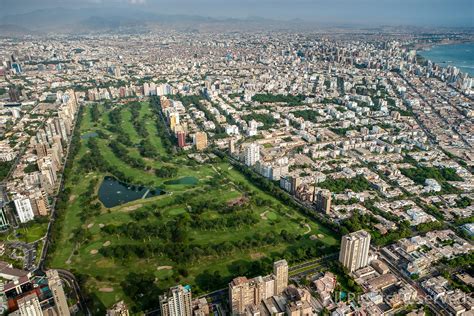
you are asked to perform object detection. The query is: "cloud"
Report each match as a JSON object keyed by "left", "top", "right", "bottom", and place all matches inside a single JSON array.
[{"left": 128, "top": 0, "right": 146, "bottom": 4}]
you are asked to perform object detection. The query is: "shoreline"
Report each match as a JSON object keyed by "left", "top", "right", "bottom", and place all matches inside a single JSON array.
[
  {"left": 417, "top": 41, "right": 474, "bottom": 77},
  {"left": 414, "top": 39, "right": 474, "bottom": 51}
]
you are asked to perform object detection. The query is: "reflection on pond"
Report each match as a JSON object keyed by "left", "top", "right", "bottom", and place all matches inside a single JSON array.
[
  {"left": 164, "top": 176, "right": 199, "bottom": 185},
  {"left": 98, "top": 176, "right": 164, "bottom": 208}
]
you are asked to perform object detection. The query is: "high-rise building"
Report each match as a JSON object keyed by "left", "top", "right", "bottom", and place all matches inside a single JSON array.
[
  {"left": 35, "top": 143, "right": 49, "bottom": 159},
  {"left": 177, "top": 131, "right": 186, "bottom": 148},
  {"left": 160, "top": 285, "right": 193, "bottom": 316},
  {"left": 229, "top": 261, "right": 288, "bottom": 315},
  {"left": 273, "top": 259, "right": 288, "bottom": 295},
  {"left": 14, "top": 197, "right": 35, "bottom": 223},
  {"left": 244, "top": 143, "right": 260, "bottom": 166},
  {"left": 17, "top": 293, "right": 43, "bottom": 316},
  {"left": 193, "top": 132, "right": 208, "bottom": 151},
  {"left": 29, "top": 190, "right": 50, "bottom": 216},
  {"left": 229, "top": 138, "right": 236, "bottom": 154},
  {"left": 169, "top": 112, "right": 180, "bottom": 130},
  {"left": 46, "top": 269, "right": 70, "bottom": 316},
  {"left": 339, "top": 230, "right": 371, "bottom": 272},
  {"left": 0, "top": 208, "right": 9, "bottom": 230},
  {"left": 315, "top": 190, "right": 332, "bottom": 214},
  {"left": 229, "top": 276, "right": 274, "bottom": 315}
]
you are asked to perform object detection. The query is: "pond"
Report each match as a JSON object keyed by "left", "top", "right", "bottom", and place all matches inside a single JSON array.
[
  {"left": 98, "top": 176, "right": 164, "bottom": 208},
  {"left": 164, "top": 176, "right": 199, "bottom": 185}
]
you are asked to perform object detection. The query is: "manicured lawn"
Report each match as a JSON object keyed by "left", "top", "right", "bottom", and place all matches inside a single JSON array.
[
  {"left": 7, "top": 222, "right": 48, "bottom": 243},
  {"left": 49, "top": 101, "right": 338, "bottom": 312}
]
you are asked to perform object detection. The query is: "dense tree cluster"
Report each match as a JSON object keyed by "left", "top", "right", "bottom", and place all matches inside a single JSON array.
[
  {"left": 121, "top": 272, "right": 162, "bottom": 312},
  {"left": 252, "top": 93, "right": 306, "bottom": 106},
  {"left": 155, "top": 166, "right": 178, "bottom": 178},
  {"left": 242, "top": 113, "right": 276, "bottom": 130},
  {"left": 401, "top": 166, "right": 463, "bottom": 194},
  {"left": 24, "top": 163, "right": 39, "bottom": 173},
  {"left": 0, "top": 161, "right": 13, "bottom": 181},
  {"left": 109, "top": 140, "right": 146, "bottom": 169},
  {"left": 99, "top": 228, "right": 300, "bottom": 263},
  {"left": 455, "top": 196, "right": 472, "bottom": 208},
  {"left": 190, "top": 210, "right": 259, "bottom": 230},
  {"left": 291, "top": 109, "right": 320, "bottom": 122},
  {"left": 108, "top": 108, "right": 122, "bottom": 126},
  {"left": 318, "top": 175, "right": 372, "bottom": 193},
  {"left": 130, "top": 103, "right": 150, "bottom": 139},
  {"left": 78, "top": 138, "right": 134, "bottom": 183},
  {"left": 150, "top": 97, "right": 175, "bottom": 154},
  {"left": 90, "top": 103, "right": 101, "bottom": 122},
  {"left": 138, "top": 139, "right": 158, "bottom": 158}
]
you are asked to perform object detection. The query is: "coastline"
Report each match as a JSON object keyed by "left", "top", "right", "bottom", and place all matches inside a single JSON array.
[{"left": 417, "top": 41, "right": 474, "bottom": 77}]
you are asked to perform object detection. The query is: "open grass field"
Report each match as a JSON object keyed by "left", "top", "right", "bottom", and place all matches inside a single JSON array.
[{"left": 48, "top": 100, "right": 338, "bottom": 313}]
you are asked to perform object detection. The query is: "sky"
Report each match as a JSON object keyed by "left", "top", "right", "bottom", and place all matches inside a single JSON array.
[{"left": 1, "top": 0, "right": 473, "bottom": 27}]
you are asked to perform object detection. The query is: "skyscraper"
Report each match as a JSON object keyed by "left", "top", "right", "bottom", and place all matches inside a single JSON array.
[
  {"left": 14, "top": 197, "right": 35, "bottom": 223},
  {"left": 229, "top": 260, "right": 288, "bottom": 314},
  {"left": 193, "top": 132, "right": 208, "bottom": 151},
  {"left": 315, "top": 190, "right": 332, "bottom": 214},
  {"left": 177, "top": 131, "right": 186, "bottom": 148},
  {"left": 17, "top": 293, "right": 43, "bottom": 316},
  {"left": 46, "top": 269, "right": 70, "bottom": 316},
  {"left": 160, "top": 285, "right": 193, "bottom": 316},
  {"left": 273, "top": 259, "right": 288, "bottom": 295},
  {"left": 339, "top": 230, "right": 371, "bottom": 273},
  {"left": 244, "top": 143, "right": 260, "bottom": 166}
]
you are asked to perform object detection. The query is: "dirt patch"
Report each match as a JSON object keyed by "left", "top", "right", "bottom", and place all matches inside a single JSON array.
[
  {"left": 99, "top": 223, "right": 104, "bottom": 228},
  {"left": 99, "top": 287, "right": 114, "bottom": 293},
  {"left": 122, "top": 204, "right": 143, "bottom": 212},
  {"left": 317, "top": 234, "right": 324, "bottom": 238},
  {"left": 250, "top": 252, "right": 265, "bottom": 260},
  {"left": 157, "top": 266, "right": 173, "bottom": 270},
  {"left": 87, "top": 223, "right": 94, "bottom": 229},
  {"left": 260, "top": 210, "right": 269, "bottom": 220},
  {"left": 69, "top": 195, "right": 76, "bottom": 202},
  {"left": 103, "top": 241, "right": 111, "bottom": 247},
  {"left": 90, "top": 249, "right": 98, "bottom": 255},
  {"left": 310, "top": 234, "right": 318, "bottom": 240}
]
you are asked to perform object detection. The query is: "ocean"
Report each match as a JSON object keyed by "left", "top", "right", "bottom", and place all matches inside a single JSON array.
[{"left": 420, "top": 42, "right": 474, "bottom": 77}]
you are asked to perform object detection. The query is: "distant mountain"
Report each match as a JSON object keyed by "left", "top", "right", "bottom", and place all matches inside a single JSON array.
[{"left": 0, "top": 7, "right": 306, "bottom": 34}]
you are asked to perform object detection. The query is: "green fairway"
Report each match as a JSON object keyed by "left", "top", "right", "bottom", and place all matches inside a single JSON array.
[{"left": 48, "top": 100, "right": 338, "bottom": 313}]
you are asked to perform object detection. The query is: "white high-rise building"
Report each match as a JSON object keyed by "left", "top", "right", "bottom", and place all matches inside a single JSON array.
[
  {"left": 244, "top": 143, "right": 260, "bottom": 166},
  {"left": 339, "top": 230, "right": 371, "bottom": 272},
  {"left": 14, "top": 197, "right": 35, "bottom": 223},
  {"left": 160, "top": 285, "right": 192, "bottom": 316},
  {"left": 17, "top": 293, "right": 43, "bottom": 316}
]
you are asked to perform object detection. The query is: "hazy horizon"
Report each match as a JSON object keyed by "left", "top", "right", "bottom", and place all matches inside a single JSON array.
[{"left": 0, "top": 0, "right": 473, "bottom": 28}]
